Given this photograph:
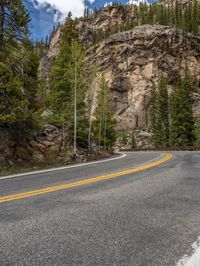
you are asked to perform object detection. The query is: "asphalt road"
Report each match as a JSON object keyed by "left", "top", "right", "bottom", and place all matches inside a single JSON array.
[{"left": 1, "top": 151, "right": 200, "bottom": 266}]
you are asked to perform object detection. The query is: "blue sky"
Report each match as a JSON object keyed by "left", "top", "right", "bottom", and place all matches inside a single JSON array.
[{"left": 24, "top": 0, "right": 155, "bottom": 41}]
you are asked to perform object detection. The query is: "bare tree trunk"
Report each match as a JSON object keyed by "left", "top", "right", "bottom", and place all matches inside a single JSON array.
[
  {"left": 73, "top": 60, "right": 77, "bottom": 158},
  {"left": 103, "top": 88, "right": 107, "bottom": 150},
  {"left": 62, "top": 119, "right": 65, "bottom": 150},
  {"left": 88, "top": 90, "right": 94, "bottom": 152},
  {"left": 98, "top": 115, "right": 102, "bottom": 149},
  {"left": 103, "top": 108, "right": 108, "bottom": 150},
  {"left": 88, "top": 117, "right": 92, "bottom": 151},
  {"left": 88, "top": 108, "right": 92, "bottom": 151}
]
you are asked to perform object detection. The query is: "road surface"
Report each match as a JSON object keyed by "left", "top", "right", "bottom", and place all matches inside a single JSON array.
[{"left": 0, "top": 151, "right": 200, "bottom": 266}]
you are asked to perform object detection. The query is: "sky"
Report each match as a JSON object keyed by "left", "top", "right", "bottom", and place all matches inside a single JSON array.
[{"left": 24, "top": 0, "right": 155, "bottom": 41}]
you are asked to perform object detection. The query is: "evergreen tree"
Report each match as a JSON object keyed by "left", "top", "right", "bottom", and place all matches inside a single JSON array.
[
  {"left": 48, "top": 13, "right": 79, "bottom": 125},
  {"left": 93, "top": 76, "right": 116, "bottom": 150},
  {"left": 150, "top": 87, "right": 160, "bottom": 147},
  {"left": 20, "top": 38, "right": 40, "bottom": 111},
  {"left": 157, "top": 76, "right": 170, "bottom": 146},
  {"left": 150, "top": 76, "right": 169, "bottom": 147},
  {"left": 192, "top": 0, "right": 199, "bottom": 35},
  {"left": 194, "top": 120, "right": 200, "bottom": 146},
  {"left": 0, "top": 0, "right": 30, "bottom": 59},
  {"left": 0, "top": 62, "right": 34, "bottom": 142},
  {"left": 48, "top": 14, "right": 89, "bottom": 151},
  {"left": 131, "top": 132, "right": 137, "bottom": 149},
  {"left": 0, "top": 1, "right": 39, "bottom": 145},
  {"left": 170, "top": 67, "right": 194, "bottom": 146}
]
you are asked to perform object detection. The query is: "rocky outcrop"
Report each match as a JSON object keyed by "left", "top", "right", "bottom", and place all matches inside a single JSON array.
[
  {"left": 29, "top": 125, "right": 63, "bottom": 163},
  {"left": 77, "top": 4, "right": 137, "bottom": 46},
  {"left": 87, "top": 25, "right": 200, "bottom": 130},
  {"left": 38, "top": 27, "right": 61, "bottom": 81},
  {"left": 39, "top": 4, "right": 138, "bottom": 80},
  {"left": 39, "top": 5, "right": 200, "bottom": 133},
  {"left": 0, "top": 125, "right": 64, "bottom": 167}
]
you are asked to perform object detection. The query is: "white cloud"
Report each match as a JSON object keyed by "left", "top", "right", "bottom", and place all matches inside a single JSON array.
[
  {"left": 128, "top": 0, "right": 149, "bottom": 5},
  {"left": 104, "top": 2, "right": 113, "bottom": 7},
  {"left": 33, "top": 0, "right": 86, "bottom": 20}
]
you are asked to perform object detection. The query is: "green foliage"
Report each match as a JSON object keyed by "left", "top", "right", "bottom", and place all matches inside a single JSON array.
[
  {"left": 158, "top": 76, "right": 170, "bottom": 146},
  {"left": 170, "top": 67, "right": 194, "bottom": 146},
  {"left": 0, "top": 63, "right": 25, "bottom": 123},
  {"left": 131, "top": 133, "right": 137, "bottom": 149},
  {"left": 121, "top": 132, "right": 128, "bottom": 145},
  {"left": 93, "top": 76, "right": 116, "bottom": 150},
  {"left": 150, "top": 69, "right": 194, "bottom": 148},
  {"left": 145, "top": 0, "right": 200, "bottom": 35},
  {"left": 150, "top": 76, "right": 169, "bottom": 147},
  {"left": 48, "top": 15, "right": 89, "bottom": 149},
  {"left": 0, "top": 1, "right": 39, "bottom": 145},
  {"left": 0, "top": 0, "right": 30, "bottom": 60},
  {"left": 0, "top": 62, "right": 34, "bottom": 142},
  {"left": 194, "top": 120, "right": 200, "bottom": 146},
  {"left": 20, "top": 39, "right": 40, "bottom": 111},
  {"left": 92, "top": 0, "right": 200, "bottom": 45}
]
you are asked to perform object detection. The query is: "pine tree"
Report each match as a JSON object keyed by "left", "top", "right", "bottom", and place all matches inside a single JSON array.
[
  {"left": 20, "top": 38, "right": 40, "bottom": 111},
  {"left": 150, "top": 87, "right": 160, "bottom": 147},
  {"left": 150, "top": 76, "right": 169, "bottom": 147},
  {"left": 48, "top": 13, "right": 79, "bottom": 126},
  {"left": 0, "top": 62, "right": 34, "bottom": 142},
  {"left": 0, "top": 1, "right": 39, "bottom": 145},
  {"left": 194, "top": 120, "right": 200, "bottom": 146},
  {"left": 93, "top": 76, "right": 116, "bottom": 150},
  {"left": 170, "top": 67, "right": 194, "bottom": 146},
  {"left": 175, "top": 0, "right": 181, "bottom": 28},
  {"left": 69, "top": 40, "right": 88, "bottom": 155},
  {"left": 131, "top": 132, "right": 137, "bottom": 149},
  {"left": 0, "top": 0, "right": 30, "bottom": 59},
  {"left": 48, "top": 15, "right": 89, "bottom": 151},
  {"left": 129, "top": 0, "right": 200, "bottom": 36},
  {"left": 192, "top": 0, "right": 199, "bottom": 35},
  {"left": 157, "top": 76, "right": 170, "bottom": 146}
]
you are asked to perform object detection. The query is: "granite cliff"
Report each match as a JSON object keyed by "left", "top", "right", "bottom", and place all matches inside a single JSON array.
[
  {"left": 87, "top": 25, "right": 200, "bottom": 130},
  {"left": 40, "top": 4, "right": 200, "bottom": 132}
]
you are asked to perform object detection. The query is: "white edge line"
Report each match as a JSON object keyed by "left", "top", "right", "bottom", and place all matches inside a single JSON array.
[{"left": 0, "top": 153, "right": 127, "bottom": 181}]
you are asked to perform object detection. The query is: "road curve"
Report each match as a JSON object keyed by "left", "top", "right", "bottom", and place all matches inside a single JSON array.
[{"left": 1, "top": 151, "right": 200, "bottom": 265}]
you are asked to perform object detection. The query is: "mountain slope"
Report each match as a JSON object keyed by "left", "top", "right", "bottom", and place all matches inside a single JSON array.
[{"left": 40, "top": 3, "right": 200, "bottom": 132}]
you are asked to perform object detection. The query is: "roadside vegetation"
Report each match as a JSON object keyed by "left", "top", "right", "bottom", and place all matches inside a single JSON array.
[
  {"left": 0, "top": 0, "right": 200, "bottom": 173},
  {"left": 150, "top": 67, "right": 196, "bottom": 148},
  {"left": 47, "top": 12, "right": 116, "bottom": 157},
  {"left": 0, "top": 5, "right": 116, "bottom": 172}
]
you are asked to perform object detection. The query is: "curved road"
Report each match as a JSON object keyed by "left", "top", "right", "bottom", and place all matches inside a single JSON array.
[{"left": 0, "top": 152, "right": 200, "bottom": 265}]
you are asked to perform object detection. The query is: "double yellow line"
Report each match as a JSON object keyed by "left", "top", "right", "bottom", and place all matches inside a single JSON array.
[{"left": 0, "top": 153, "right": 173, "bottom": 204}]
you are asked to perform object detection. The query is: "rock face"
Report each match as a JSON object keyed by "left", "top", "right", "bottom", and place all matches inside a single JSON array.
[
  {"left": 87, "top": 25, "right": 200, "bottom": 130},
  {"left": 38, "top": 27, "right": 61, "bottom": 81},
  {"left": 0, "top": 125, "right": 64, "bottom": 167},
  {"left": 39, "top": 5, "right": 200, "bottom": 132},
  {"left": 77, "top": 4, "right": 137, "bottom": 46},
  {"left": 29, "top": 125, "right": 63, "bottom": 163},
  {"left": 39, "top": 4, "right": 138, "bottom": 80}
]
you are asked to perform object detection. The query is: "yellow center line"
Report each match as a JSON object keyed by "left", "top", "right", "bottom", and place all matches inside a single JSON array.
[{"left": 0, "top": 153, "right": 173, "bottom": 204}]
